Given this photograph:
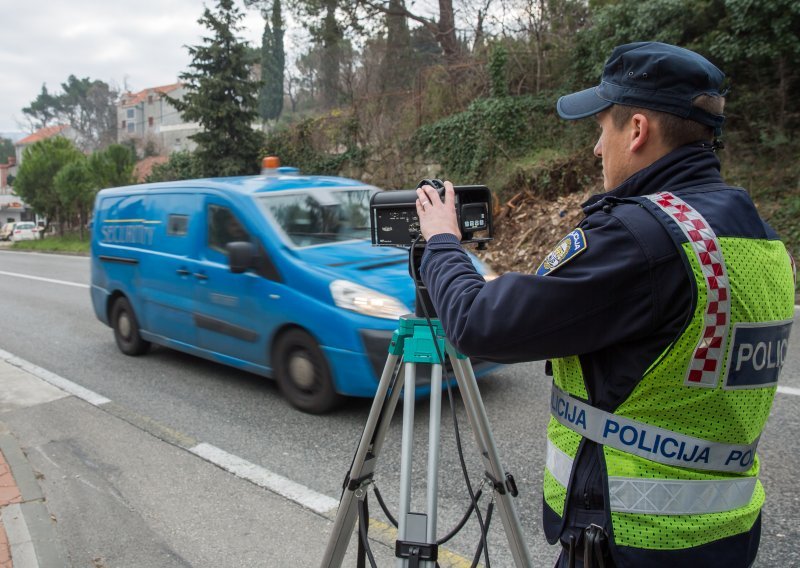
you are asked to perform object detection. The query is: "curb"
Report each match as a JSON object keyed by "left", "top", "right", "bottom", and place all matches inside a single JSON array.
[{"left": 0, "top": 433, "right": 63, "bottom": 568}]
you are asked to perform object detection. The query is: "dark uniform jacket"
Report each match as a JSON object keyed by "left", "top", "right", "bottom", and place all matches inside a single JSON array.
[{"left": 419, "top": 143, "right": 768, "bottom": 566}]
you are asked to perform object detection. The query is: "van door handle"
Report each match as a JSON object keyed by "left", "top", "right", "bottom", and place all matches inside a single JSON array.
[
  {"left": 193, "top": 272, "right": 209, "bottom": 280},
  {"left": 176, "top": 268, "right": 190, "bottom": 276}
]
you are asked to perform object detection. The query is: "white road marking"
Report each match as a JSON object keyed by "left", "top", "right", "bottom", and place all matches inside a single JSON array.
[
  {"left": 0, "top": 349, "right": 111, "bottom": 405},
  {"left": 0, "top": 250, "right": 89, "bottom": 260},
  {"left": 0, "top": 270, "right": 89, "bottom": 289},
  {"left": 189, "top": 442, "right": 339, "bottom": 515},
  {"left": 777, "top": 386, "right": 800, "bottom": 396},
  {"left": 0, "top": 347, "right": 340, "bottom": 516}
]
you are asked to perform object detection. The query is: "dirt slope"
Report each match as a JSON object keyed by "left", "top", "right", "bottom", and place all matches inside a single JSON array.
[{"left": 475, "top": 188, "right": 594, "bottom": 274}]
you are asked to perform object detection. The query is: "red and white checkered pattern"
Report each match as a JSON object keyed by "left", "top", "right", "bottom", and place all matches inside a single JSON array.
[{"left": 648, "top": 192, "right": 730, "bottom": 387}]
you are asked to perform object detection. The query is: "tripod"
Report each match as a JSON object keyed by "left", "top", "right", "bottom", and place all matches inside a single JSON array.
[{"left": 321, "top": 292, "right": 532, "bottom": 566}]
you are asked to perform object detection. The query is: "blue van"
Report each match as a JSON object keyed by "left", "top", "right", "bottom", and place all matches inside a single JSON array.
[{"left": 90, "top": 165, "right": 497, "bottom": 413}]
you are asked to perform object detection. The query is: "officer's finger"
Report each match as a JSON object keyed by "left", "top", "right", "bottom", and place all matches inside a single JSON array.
[
  {"left": 416, "top": 187, "right": 433, "bottom": 211},
  {"left": 419, "top": 184, "right": 439, "bottom": 207},
  {"left": 443, "top": 181, "right": 455, "bottom": 208}
]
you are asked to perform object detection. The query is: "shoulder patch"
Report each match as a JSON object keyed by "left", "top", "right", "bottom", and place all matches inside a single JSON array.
[{"left": 535, "top": 229, "right": 587, "bottom": 276}]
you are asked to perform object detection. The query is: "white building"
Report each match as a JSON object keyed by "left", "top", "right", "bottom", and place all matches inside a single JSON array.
[{"left": 117, "top": 83, "right": 201, "bottom": 155}]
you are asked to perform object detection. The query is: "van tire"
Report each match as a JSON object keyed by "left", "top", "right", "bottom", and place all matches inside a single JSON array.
[
  {"left": 275, "top": 329, "right": 341, "bottom": 414},
  {"left": 111, "top": 296, "right": 150, "bottom": 356}
]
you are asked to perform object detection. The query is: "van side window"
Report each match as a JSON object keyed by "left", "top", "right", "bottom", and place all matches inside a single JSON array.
[
  {"left": 168, "top": 214, "right": 189, "bottom": 236},
  {"left": 208, "top": 205, "right": 250, "bottom": 253}
]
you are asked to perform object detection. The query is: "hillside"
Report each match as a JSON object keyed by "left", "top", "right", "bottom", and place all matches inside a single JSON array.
[{"left": 476, "top": 188, "right": 593, "bottom": 274}]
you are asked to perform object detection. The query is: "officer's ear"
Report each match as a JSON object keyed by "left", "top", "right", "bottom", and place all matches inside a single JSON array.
[{"left": 629, "top": 113, "right": 650, "bottom": 153}]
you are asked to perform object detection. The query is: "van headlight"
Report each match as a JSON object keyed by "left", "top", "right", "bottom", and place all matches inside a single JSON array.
[{"left": 330, "top": 280, "right": 410, "bottom": 319}]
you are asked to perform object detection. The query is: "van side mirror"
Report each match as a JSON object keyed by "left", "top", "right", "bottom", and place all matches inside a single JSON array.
[{"left": 227, "top": 241, "right": 257, "bottom": 273}]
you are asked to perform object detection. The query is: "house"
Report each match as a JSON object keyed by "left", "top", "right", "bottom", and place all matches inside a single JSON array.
[
  {"left": 0, "top": 156, "right": 23, "bottom": 225},
  {"left": 14, "top": 124, "right": 76, "bottom": 166},
  {"left": 2, "top": 124, "right": 77, "bottom": 225},
  {"left": 132, "top": 155, "right": 169, "bottom": 182},
  {"left": 0, "top": 156, "right": 14, "bottom": 193},
  {"left": 117, "top": 83, "right": 200, "bottom": 155}
]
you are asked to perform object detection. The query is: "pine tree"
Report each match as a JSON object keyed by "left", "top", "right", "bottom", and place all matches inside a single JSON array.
[
  {"left": 258, "top": 0, "right": 285, "bottom": 122},
  {"left": 169, "top": 0, "right": 264, "bottom": 177}
]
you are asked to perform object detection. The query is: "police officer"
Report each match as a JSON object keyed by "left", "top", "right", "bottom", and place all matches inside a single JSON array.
[{"left": 415, "top": 42, "right": 795, "bottom": 567}]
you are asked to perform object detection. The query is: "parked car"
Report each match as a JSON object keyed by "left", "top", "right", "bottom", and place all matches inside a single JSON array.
[
  {"left": 10, "top": 222, "right": 40, "bottom": 242},
  {"left": 0, "top": 222, "right": 16, "bottom": 241},
  {"left": 90, "top": 165, "right": 499, "bottom": 413}
]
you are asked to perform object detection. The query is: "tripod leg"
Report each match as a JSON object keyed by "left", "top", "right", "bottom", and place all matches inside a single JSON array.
[
  {"left": 395, "top": 362, "right": 443, "bottom": 568},
  {"left": 396, "top": 361, "right": 418, "bottom": 568},
  {"left": 322, "top": 353, "right": 403, "bottom": 568},
  {"left": 450, "top": 357, "right": 533, "bottom": 568},
  {"left": 425, "top": 363, "right": 443, "bottom": 547}
]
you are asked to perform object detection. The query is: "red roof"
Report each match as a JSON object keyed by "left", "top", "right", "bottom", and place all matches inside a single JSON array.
[
  {"left": 16, "top": 124, "right": 69, "bottom": 146},
  {"left": 133, "top": 156, "right": 169, "bottom": 182},
  {"left": 121, "top": 82, "right": 182, "bottom": 107}
]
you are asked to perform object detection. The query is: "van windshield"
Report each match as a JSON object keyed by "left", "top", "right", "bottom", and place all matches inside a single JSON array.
[{"left": 258, "top": 188, "right": 377, "bottom": 247}]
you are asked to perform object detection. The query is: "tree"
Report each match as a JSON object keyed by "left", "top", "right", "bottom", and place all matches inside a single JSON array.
[
  {"left": 319, "top": 0, "right": 345, "bottom": 107},
  {"left": 356, "top": 0, "right": 461, "bottom": 60},
  {"left": 709, "top": 0, "right": 800, "bottom": 133},
  {"left": 380, "top": 0, "right": 413, "bottom": 91},
  {"left": 145, "top": 151, "right": 199, "bottom": 183},
  {"left": 509, "top": 0, "right": 590, "bottom": 94},
  {"left": 570, "top": 0, "right": 718, "bottom": 83},
  {"left": 22, "top": 76, "right": 119, "bottom": 152},
  {"left": 569, "top": 0, "right": 799, "bottom": 144},
  {"left": 13, "top": 137, "right": 84, "bottom": 236},
  {"left": 21, "top": 85, "right": 59, "bottom": 129},
  {"left": 291, "top": 0, "right": 347, "bottom": 108},
  {"left": 248, "top": 0, "right": 286, "bottom": 121},
  {"left": 89, "top": 144, "right": 137, "bottom": 189},
  {"left": 53, "top": 158, "right": 95, "bottom": 240},
  {"left": 169, "top": 0, "right": 265, "bottom": 177}
]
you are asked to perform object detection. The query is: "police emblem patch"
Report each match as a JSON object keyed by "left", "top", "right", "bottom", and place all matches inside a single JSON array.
[{"left": 535, "top": 229, "right": 587, "bottom": 276}]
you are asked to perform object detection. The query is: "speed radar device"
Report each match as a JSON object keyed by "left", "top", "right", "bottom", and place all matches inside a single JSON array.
[
  {"left": 370, "top": 179, "right": 493, "bottom": 248},
  {"left": 324, "top": 182, "right": 531, "bottom": 568}
]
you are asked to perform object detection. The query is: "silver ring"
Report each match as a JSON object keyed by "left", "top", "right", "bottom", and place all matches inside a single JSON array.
[{"left": 420, "top": 200, "right": 430, "bottom": 208}]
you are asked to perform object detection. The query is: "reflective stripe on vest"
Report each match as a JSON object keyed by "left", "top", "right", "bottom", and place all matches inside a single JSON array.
[
  {"left": 546, "top": 441, "right": 756, "bottom": 515},
  {"left": 647, "top": 191, "right": 731, "bottom": 387},
  {"left": 550, "top": 385, "right": 759, "bottom": 473}
]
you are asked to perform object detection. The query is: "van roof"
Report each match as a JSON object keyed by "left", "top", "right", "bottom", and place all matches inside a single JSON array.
[{"left": 99, "top": 173, "right": 372, "bottom": 196}]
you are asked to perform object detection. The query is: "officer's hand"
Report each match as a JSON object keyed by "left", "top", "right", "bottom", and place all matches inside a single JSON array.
[{"left": 416, "top": 181, "right": 462, "bottom": 242}]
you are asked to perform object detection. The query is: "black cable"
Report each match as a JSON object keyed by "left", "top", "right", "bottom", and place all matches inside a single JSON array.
[
  {"left": 410, "top": 235, "right": 492, "bottom": 568},
  {"left": 357, "top": 497, "right": 378, "bottom": 568},
  {"left": 471, "top": 500, "right": 495, "bottom": 568},
  {"left": 372, "top": 484, "right": 398, "bottom": 528},
  {"left": 437, "top": 488, "right": 482, "bottom": 545}
]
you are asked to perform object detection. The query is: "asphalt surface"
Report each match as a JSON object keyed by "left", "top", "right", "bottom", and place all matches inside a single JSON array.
[
  {"left": 0, "top": 247, "right": 798, "bottom": 566},
  {"left": 0, "top": 359, "right": 400, "bottom": 567}
]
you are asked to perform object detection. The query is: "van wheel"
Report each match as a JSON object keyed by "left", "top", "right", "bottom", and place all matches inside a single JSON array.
[
  {"left": 111, "top": 297, "right": 150, "bottom": 356},
  {"left": 274, "top": 329, "right": 341, "bottom": 414}
]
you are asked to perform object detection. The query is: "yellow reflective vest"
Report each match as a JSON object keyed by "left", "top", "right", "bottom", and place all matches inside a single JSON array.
[{"left": 545, "top": 187, "right": 795, "bottom": 565}]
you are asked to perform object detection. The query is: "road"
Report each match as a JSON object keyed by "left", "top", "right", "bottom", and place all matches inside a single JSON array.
[{"left": 0, "top": 249, "right": 798, "bottom": 566}]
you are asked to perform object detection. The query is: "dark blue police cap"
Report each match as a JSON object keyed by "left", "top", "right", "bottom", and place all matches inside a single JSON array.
[{"left": 557, "top": 42, "right": 726, "bottom": 134}]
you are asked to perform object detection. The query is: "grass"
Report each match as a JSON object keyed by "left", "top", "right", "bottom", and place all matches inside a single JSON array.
[{"left": 10, "top": 234, "right": 90, "bottom": 255}]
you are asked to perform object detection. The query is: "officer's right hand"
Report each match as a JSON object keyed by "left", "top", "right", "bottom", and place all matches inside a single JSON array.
[{"left": 415, "top": 181, "right": 462, "bottom": 242}]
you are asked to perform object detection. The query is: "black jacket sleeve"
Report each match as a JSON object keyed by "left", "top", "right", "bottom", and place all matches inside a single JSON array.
[{"left": 419, "top": 205, "right": 687, "bottom": 364}]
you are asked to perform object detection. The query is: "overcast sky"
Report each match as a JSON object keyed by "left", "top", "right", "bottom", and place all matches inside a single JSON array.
[{"left": 0, "top": 0, "right": 282, "bottom": 135}]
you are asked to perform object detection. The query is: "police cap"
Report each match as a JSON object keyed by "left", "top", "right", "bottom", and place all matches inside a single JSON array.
[{"left": 557, "top": 42, "right": 725, "bottom": 133}]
